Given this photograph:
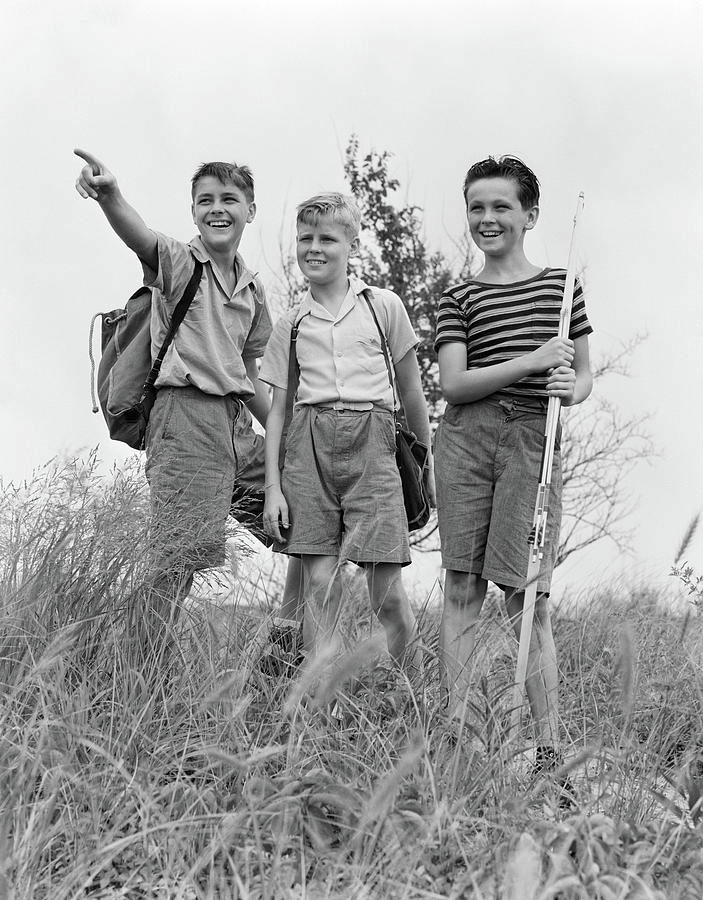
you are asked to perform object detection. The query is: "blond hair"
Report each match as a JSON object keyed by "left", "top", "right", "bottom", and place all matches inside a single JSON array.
[{"left": 296, "top": 192, "right": 362, "bottom": 239}]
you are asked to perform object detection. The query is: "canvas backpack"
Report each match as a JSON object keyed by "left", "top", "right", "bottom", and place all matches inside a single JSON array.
[{"left": 89, "top": 261, "right": 203, "bottom": 450}]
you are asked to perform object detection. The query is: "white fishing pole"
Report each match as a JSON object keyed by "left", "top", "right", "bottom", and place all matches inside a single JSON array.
[{"left": 510, "top": 192, "right": 585, "bottom": 739}]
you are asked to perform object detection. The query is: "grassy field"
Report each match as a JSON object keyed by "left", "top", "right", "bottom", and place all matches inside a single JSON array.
[{"left": 2, "top": 457, "right": 703, "bottom": 899}]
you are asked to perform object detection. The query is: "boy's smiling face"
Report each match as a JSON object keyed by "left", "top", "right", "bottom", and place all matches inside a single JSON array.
[
  {"left": 191, "top": 175, "right": 256, "bottom": 253},
  {"left": 296, "top": 215, "right": 358, "bottom": 290},
  {"left": 465, "top": 176, "right": 538, "bottom": 259}
]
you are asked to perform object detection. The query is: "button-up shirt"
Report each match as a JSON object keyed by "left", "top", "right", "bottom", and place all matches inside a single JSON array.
[
  {"left": 143, "top": 232, "right": 272, "bottom": 398},
  {"left": 259, "top": 277, "right": 418, "bottom": 410}
]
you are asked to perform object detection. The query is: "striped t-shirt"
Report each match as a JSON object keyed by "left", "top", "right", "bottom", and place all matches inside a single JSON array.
[{"left": 434, "top": 267, "right": 593, "bottom": 401}]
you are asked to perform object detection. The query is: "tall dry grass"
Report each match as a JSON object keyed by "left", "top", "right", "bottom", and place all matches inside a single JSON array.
[{"left": 2, "top": 456, "right": 703, "bottom": 898}]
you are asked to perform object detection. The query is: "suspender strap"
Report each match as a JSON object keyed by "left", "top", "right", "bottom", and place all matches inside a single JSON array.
[{"left": 142, "top": 260, "right": 203, "bottom": 396}]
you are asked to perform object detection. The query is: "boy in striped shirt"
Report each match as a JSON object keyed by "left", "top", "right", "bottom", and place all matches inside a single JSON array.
[{"left": 434, "top": 156, "right": 592, "bottom": 778}]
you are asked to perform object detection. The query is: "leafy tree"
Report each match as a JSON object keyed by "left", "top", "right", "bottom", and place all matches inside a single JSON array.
[
  {"left": 344, "top": 135, "right": 472, "bottom": 422},
  {"left": 268, "top": 137, "right": 473, "bottom": 423}
]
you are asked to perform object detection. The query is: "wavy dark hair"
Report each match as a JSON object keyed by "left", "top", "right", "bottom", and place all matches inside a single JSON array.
[
  {"left": 462, "top": 156, "right": 540, "bottom": 210},
  {"left": 191, "top": 162, "right": 255, "bottom": 203}
]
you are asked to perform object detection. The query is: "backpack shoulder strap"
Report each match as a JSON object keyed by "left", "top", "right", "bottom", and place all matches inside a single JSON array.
[
  {"left": 142, "top": 259, "right": 203, "bottom": 395},
  {"left": 249, "top": 273, "right": 263, "bottom": 303}
]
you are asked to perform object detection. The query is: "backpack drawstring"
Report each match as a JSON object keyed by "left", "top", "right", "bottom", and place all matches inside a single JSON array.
[{"left": 88, "top": 313, "right": 101, "bottom": 413}]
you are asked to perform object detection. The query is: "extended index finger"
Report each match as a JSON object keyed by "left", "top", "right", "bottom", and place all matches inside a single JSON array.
[{"left": 74, "top": 148, "right": 103, "bottom": 176}]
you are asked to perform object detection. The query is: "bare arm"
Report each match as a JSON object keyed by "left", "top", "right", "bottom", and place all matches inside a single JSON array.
[
  {"left": 74, "top": 148, "right": 158, "bottom": 272},
  {"left": 438, "top": 335, "right": 576, "bottom": 405},
  {"left": 395, "top": 350, "right": 431, "bottom": 446},
  {"left": 263, "top": 386, "right": 289, "bottom": 543},
  {"left": 244, "top": 357, "right": 271, "bottom": 427},
  {"left": 395, "top": 349, "right": 436, "bottom": 505}
]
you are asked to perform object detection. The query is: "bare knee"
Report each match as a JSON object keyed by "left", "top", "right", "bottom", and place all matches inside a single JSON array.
[
  {"left": 532, "top": 594, "right": 552, "bottom": 628},
  {"left": 501, "top": 586, "right": 553, "bottom": 637},
  {"left": 444, "top": 571, "right": 487, "bottom": 613},
  {"left": 366, "top": 563, "right": 406, "bottom": 617},
  {"left": 304, "top": 558, "right": 339, "bottom": 603}
]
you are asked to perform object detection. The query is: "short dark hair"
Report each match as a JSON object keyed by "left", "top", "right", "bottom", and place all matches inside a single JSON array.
[
  {"left": 191, "top": 162, "right": 255, "bottom": 203},
  {"left": 463, "top": 156, "right": 540, "bottom": 210}
]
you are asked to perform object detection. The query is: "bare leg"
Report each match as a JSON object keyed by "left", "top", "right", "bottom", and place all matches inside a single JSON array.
[
  {"left": 302, "top": 555, "right": 343, "bottom": 660},
  {"left": 258, "top": 560, "right": 307, "bottom": 678},
  {"left": 440, "top": 571, "right": 487, "bottom": 720},
  {"left": 277, "top": 557, "right": 304, "bottom": 623},
  {"left": 501, "top": 585, "right": 559, "bottom": 747},
  {"left": 366, "top": 563, "right": 419, "bottom": 679},
  {"left": 130, "top": 564, "right": 194, "bottom": 669},
  {"left": 277, "top": 557, "right": 343, "bottom": 623}
]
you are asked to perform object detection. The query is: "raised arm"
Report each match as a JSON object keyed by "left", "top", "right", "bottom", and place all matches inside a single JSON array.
[
  {"left": 438, "top": 335, "right": 576, "bottom": 405},
  {"left": 74, "top": 148, "right": 158, "bottom": 272}
]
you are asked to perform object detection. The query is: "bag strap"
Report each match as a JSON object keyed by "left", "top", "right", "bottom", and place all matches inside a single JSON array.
[
  {"left": 361, "top": 288, "right": 400, "bottom": 412},
  {"left": 142, "top": 260, "right": 203, "bottom": 397},
  {"left": 279, "top": 309, "right": 311, "bottom": 468}
]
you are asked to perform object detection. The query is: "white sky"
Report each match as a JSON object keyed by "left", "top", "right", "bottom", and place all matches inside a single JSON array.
[{"left": 1, "top": 0, "right": 701, "bottom": 601}]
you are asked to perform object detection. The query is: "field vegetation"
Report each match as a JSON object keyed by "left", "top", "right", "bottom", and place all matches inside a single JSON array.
[
  {"left": 2, "top": 135, "right": 693, "bottom": 898},
  {"left": 2, "top": 456, "right": 703, "bottom": 899}
]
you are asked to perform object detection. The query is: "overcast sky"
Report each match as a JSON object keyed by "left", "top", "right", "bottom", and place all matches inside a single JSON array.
[{"left": 1, "top": 0, "right": 701, "bottom": 601}]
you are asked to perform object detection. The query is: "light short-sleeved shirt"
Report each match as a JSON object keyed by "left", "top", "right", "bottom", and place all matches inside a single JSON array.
[
  {"left": 143, "top": 232, "right": 272, "bottom": 399},
  {"left": 259, "top": 277, "right": 418, "bottom": 411}
]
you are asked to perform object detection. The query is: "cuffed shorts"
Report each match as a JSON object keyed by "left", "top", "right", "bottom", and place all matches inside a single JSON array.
[
  {"left": 434, "top": 397, "right": 562, "bottom": 593},
  {"left": 144, "top": 385, "right": 268, "bottom": 574},
  {"left": 279, "top": 405, "right": 411, "bottom": 566}
]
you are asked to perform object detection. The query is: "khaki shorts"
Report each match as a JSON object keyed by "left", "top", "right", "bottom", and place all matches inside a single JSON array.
[
  {"left": 145, "top": 386, "right": 268, "bottom": 574},
  {"left": 279, "top": 405, "right": 411, "bottom": 566},
  {"left": 434, "top": 397, "right": 562, "bottom": 593}
]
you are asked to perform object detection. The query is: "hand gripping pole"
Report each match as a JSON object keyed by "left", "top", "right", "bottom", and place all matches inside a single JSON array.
[{"left": 509, "top": 193, "right": 585, "bottom": 739}]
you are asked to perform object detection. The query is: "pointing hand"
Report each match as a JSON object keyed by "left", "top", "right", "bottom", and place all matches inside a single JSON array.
[{"left": 74, "top": 148, "right": 118, "bottom": 201}]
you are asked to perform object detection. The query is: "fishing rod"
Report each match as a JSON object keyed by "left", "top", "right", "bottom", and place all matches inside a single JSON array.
[{"left": 510, "top": 192, "right": 585, "bottom": 738}]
